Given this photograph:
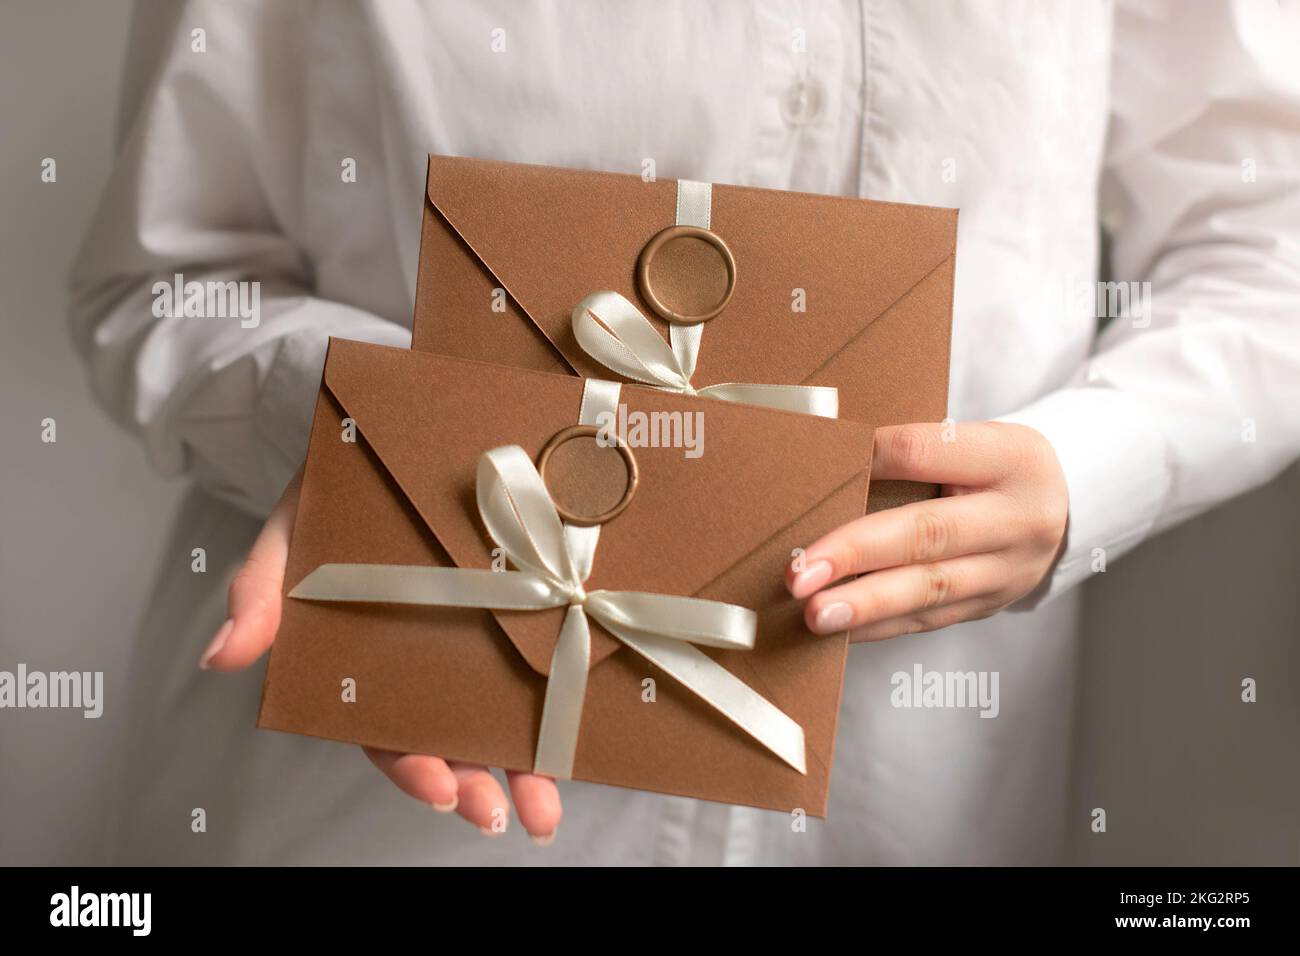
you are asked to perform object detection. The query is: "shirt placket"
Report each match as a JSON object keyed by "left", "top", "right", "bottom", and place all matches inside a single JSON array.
[{"left": 747, "top": 0, "right": 859, "bottom": 194}]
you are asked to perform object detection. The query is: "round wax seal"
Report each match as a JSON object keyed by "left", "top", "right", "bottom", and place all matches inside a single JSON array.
[
  {"left": 636, "top": 225, "right": 736, "bottom": 325},
  {"left": 536, "top": 425, "right": 639, "bottom": 527}
]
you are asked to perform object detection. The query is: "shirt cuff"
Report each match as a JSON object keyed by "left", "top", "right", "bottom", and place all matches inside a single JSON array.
[
  {"left": 251, "top": 311, "right": 410, "bottom": 515},
  {"left": 996, "top": 386, "right": 1171, "bottom": 608}
]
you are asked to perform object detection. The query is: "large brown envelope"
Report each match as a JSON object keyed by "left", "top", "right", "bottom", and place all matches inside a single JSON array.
[
  {"left": 257, "top": 339, "right": 874, "bottom": 815},
  {"left": 409, "top": 154, "right": 955, "bottom": 512}
]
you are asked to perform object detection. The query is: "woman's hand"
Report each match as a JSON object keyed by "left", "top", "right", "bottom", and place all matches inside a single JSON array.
[
  {"left": 787, "top": 422, "right": 1068, "bottom": 641},
  {"left": 197, "top": 470, "right": 562, "bottom": 845}
]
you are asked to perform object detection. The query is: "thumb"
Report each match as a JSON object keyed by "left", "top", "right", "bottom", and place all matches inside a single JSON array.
[{"left": 200, "top": 469, "right": 303, "bottom": 672}]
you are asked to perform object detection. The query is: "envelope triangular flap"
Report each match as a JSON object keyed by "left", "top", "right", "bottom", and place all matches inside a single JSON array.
[
  {"left": 320, "top": 339, "right": 872, "bottom": 675},
  {"left": 422, "top": 154, "right": 957, "bottom": 389}
]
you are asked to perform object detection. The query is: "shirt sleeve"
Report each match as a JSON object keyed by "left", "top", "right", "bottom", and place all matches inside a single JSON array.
[
  {"left": 67, "top": 0, "right": 410, "bottom": 518},
  {"left": 999, "top": 0, "right": 1300, "bottom": 605}
]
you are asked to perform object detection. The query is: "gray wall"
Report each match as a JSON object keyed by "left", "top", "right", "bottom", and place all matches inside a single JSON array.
[
  {"left": 1070, "top": 472, "right": 1299, "bottom": 865},
  {"left": 0, "top": 0, "right": 1295, "bottom": 865},
  {"left": 0, "top": 1, "right": 184, "bottom": 864}
]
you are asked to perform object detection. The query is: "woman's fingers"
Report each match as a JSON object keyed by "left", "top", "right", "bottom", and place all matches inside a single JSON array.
[
  {"left": 200, "top": 469, "right": 303, "bottom": 671},
  {"left": 506, "top": 771, "right": 563, "bottom": 846},
  {"left": 788, "top": 492, "right": 1011, "bottom": 597},
  {"left": 788, "top": 423, "right": 1065, "bottom": 604},
  {"left": 364, "top": 750, "right": 561, "bottom": 843},
  {"left": 369, "top": 750, "right": 511, "bottom": 833},
  {"left": 363, "top": 748, "right": 459, "bottom": 812},
  {"left": 848, "top": 597, "right": 1004, "bottom": 642},
  {"left": 446, "top": 761, "right": 512, "bottom": 835},
  {"left": 802, "top": 553, "right": 1008, "bottom": 637},
  {"left": 870, "top": 422, "right": 1011, "bottom": 485}
]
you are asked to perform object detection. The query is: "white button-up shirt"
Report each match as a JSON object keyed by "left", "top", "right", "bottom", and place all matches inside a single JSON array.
[{"left": 72, "top": 0, "right": 1300, "bottom": 864}]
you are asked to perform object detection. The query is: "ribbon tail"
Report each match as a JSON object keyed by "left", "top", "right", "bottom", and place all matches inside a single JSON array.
[
  {"left": 287, "top": 564, "right": 566, "bottom": 608},
  {"left": 586, "top": 590, "right": 756, "bottom": 650},
  {"left": 697, "top": 382, "right": 840, "bottom": 418},
  {"left": 610, "top": 629, "right": 807, "bottom": 775},
  {"left": 532, "top": 606, "right": 593, "bottom": 779}
]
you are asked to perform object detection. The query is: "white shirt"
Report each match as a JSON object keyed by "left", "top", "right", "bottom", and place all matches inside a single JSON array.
[{"left": 71, "top": 0, "right": 1300, "bottom": 865}]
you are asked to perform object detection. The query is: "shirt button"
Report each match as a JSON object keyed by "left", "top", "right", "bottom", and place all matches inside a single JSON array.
[{"left": 780, "top": 76, "right": 823, "bottom": 126}]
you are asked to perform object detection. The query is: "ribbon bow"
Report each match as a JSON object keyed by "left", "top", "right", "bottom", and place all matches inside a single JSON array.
[
  {"left": 290, "top": 444, "right": 807, "bottom": 779},
  {"left": 571, "top": 290, "right": 839, "bottom": 418}
]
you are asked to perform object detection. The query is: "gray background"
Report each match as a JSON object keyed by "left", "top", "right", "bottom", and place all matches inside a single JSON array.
[{"left": 1, "top": 1, "right": 1295, "bottom": 865}]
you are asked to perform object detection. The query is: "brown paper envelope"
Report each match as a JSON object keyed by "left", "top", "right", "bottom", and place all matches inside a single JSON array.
[
  {"left": 408, "top": 154, "right": 955, "bottom": 512},
  {"left": 258, "top": 339, "right": 874, "bottom": 815}
]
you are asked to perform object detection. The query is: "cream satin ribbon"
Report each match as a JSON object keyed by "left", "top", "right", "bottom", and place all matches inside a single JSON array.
[
  {"left": 572, "top": 290, "right": 839, "bottom": 417},
  {"left": 288, "top": 443, "right": 808, "bottom": 779},
  {"left": 570, "top": 178, "right": 838, "bottom": 418}
]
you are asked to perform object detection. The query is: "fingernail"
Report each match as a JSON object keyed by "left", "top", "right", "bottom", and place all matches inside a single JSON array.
[
  {"left": 791, "top": 559, "right": 832, "bottom": 596},
  {"left": 432, "top": 796, "right": 458, "bottom": 813},
  {"left": 478, "top": 825, "right": 506, "bottom": 838},
  {"left": 199, "top": 619, "right": 234, "bottom": 670},
  {"left": 814, "top": 602, "right": 854, "bottom": 633},
  {"left": 531, "top": 829, "right": 557, "bottom": 847}
]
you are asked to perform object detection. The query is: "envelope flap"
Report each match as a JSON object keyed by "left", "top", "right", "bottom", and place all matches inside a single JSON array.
[
  {"left": 319, "top": 339, "right": 874, "bottom": 677},
  {"left": 322, "top": 340, "right": 583, "bottom": 675},
  {"left": 423, "top": 154, "right": 957, "bottom": 390}
]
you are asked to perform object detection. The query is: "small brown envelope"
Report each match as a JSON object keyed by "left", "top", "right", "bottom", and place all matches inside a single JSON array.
[
  {"left": 257, "top": 339, "right": 874, "bottom": 815},
  {"left": 410, "top": 154, "right": 956, "bottom": 511}
]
